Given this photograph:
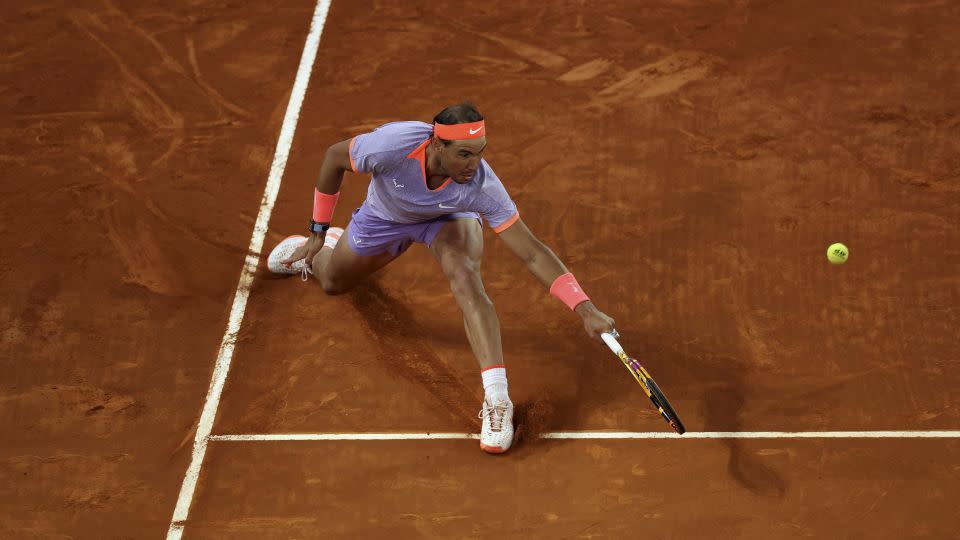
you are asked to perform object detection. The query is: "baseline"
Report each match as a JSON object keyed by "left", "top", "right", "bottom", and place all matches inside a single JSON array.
[{"left": 209, "top": 430, "right": 960, "bottom": 441}]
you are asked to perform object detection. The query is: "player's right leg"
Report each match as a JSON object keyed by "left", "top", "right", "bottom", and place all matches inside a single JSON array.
[
  {"left": 310, "top": 222, "right": 400, "bottom": 295},
  {"left": 268, "top": 203, "right": 413, "bottom": 293},
  {"left": 266, "top": 224, "right": 399, "bottom": 294}
]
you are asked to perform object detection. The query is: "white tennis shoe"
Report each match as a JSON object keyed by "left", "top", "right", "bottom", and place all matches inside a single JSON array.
[
  {"left": 479, "top": 396, "right": 514, "bottom": 454},
  {"left": 267, "top": 235, "right": 309, "bottom": 275},
  {"left": 266, "top": 228, "right": 344, "bottom": 279}
]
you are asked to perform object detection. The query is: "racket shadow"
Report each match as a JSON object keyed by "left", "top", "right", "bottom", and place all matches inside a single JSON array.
[
  {"left": 629, "top": 330, "right": 788, "bottom": 498},
  {"left": 509, "top": 327, "right": 638, "bottom": 455}
]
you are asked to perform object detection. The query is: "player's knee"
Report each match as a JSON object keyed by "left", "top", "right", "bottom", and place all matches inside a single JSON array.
[
  {"left": 320, "top": 274, "right": 351, "bottom": 296},
  {"left": 445, "top": 261, "right": 484, "bottom": 301}
]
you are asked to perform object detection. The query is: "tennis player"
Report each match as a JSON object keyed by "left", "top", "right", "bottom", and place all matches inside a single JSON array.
[{"left": 267, "top": 103, "right": 615, "bottom": 454}]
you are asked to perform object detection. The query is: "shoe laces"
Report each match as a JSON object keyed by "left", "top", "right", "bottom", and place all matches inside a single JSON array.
[
  {"left": 282, "top": 241, "right": 311, "bottom": 282},
  {"left": 479, "top": 401, "right": 508, "bottom": 432}
]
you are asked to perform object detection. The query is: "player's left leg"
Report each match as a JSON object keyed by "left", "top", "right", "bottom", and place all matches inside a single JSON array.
[
  {"left": 429, "top": 218, "right": 502, "bottom": 368},
  {"left": 429, "top": 218, "right": 513, "bottom": 454}
]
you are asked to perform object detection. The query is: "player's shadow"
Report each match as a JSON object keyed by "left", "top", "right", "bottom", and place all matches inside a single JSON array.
[
  {"left": 510, "top": 335, "right": 610, "bottom": 452},
  {"left": 348, "top": 282, "right": 481, "bottom": 430},
  {"left": 348, "top": 282, "right": 602, "bottom": 451},
  {"left": 504, "top": 321, "right": 644, "bottom": 454},
  {"left": 629, "top": 329, "right": 788, "bottom": 498}
]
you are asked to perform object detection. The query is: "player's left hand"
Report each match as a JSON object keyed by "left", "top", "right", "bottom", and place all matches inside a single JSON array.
[{"left": 575, "top": 301, "right": 616, "bottom": 339}]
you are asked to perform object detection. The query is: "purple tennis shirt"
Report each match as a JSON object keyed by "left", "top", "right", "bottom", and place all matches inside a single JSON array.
[{"left": 349, "top": 121, "right": 520, "bottom": 233}]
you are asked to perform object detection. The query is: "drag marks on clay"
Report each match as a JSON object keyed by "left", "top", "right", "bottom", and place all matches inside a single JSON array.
[
  {"left": 12, "top": 110, "right": 109, "bottom": 120},
  {"left": 188, "top": 516, "right": 319, "bottom": 536},
  {"left": 765, "top": 93, "right": 960, "bottom": 205},
  {"left": 1, "top": 453, "right": 145, "bottom": 518},
  {"left": 1, "top": 276, "right": 62, "bottom": 349},
  {"left": 1, "top": 383, "right": 141, "bottom": 437},
  {"left": 229, "top": 355, "right": 308, "bottom": 433},
  {"left": 677, "top": 127, "right": 781, "bottom": 162},
  {"left": 891, "top": 168, "right": 960, "bottom": 193},
  {"left": 192, "top": 19, "right": 249, "bottom": 51},
  {"left": 79, "top": 174, "right": 247, "bottom": 296},
  {"left": 443, "top": 55, "right": 531, "bottom": 77},
  {"left": 54, "top": 6, "right": 271, "bottom": 296},
  {"left": 102, "top": 205, "right": 189, "bottom": 296},
  {"left": 584, "top": 51, "right": 720, "bottom": 111},
  {"left": 65, "top": 0, "right": 268, "bottom": 175},
  {"left": 174, "top": 509, "right": 328, "bottom": 538},
  {"left": 184, "top": 36, "right": 254, "bottom": 120},
  {"left": 81, "top": 0, "right": 252, "bottom": 123},
  {"left": 225, "top": 345, "right": 356, "bottom": 434},
  {"left": 478, "top": 33, "right": 569, "bottom": 71},
  {"left": 67, "top": 10, "right": 183, "bottom": 131},
  {"left": 893, "top": 0, "right": 950, "bottom": 13},
  {"left": 351, "top": 284, "right": 479, "bottom": 429},
  {"left": 557, "top": 58, "right": 613, "bottom": 83},
  {"left": 511, "top": 397, "right": 555, "bottom": 449}
]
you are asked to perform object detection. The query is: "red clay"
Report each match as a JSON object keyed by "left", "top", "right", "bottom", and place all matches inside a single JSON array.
[
  {"left": 2, "top": 0, "right": 959, "bottom": 538},
  {"left": 187, "top": 439, "right": 960, "bottom": 539}
]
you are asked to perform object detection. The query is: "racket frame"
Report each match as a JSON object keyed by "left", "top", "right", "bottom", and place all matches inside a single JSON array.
[{"left": 600, "top": 332, "right": 686, "bottom": 435}]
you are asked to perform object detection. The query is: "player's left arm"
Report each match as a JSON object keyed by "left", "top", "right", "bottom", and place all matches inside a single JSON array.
[{"left": 498, "top": 217, "right": 615, "bottom": 338}]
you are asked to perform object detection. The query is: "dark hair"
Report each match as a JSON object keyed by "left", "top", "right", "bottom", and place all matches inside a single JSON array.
[{"left": 432, "top": 102, "right": 484, "bottom": 145}]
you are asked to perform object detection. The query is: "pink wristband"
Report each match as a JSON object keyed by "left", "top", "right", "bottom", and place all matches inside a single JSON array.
[
  {"left": 550, "top": 272, "right": 590, "bottom": 311},
  {"left": 312, "top": 188, "right": 340, "bottom": 223}
]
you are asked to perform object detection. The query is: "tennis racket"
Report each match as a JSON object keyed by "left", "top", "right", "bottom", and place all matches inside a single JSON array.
[{"left": 600, "top": 331, "right": 686, "bottom": 434}]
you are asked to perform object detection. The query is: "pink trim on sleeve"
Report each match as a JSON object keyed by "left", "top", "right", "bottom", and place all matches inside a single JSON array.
[
  {"left": 348, "top": 137, "right": 358, "bottom": 173},
  {"left": 493, "top": 212, "right": 520, "bottom": 233}
]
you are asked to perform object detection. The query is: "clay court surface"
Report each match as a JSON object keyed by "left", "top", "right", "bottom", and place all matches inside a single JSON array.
[{"left": 3, "top": 0, "right": 960, "bottom": 538}]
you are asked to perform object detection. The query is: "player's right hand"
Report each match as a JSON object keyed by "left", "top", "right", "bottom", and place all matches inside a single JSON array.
[{"left": 282, "top": 233, "right": 325, "bottom": 267}]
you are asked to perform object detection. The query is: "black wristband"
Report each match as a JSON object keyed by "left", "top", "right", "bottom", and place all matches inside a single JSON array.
[{"left": 309, "top": 220, "right": 330, "bottom": 234}]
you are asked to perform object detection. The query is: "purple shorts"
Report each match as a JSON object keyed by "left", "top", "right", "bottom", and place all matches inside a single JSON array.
[{"left": 345, "top": 204, "right": 480, "bottom": 257}]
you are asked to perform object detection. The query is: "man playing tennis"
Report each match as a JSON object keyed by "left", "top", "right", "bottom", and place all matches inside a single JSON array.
[{"left": 267, "top": 103, "right": 616, "bottom": 454}]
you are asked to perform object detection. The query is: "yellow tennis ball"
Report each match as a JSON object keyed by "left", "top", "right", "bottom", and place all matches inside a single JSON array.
[{"left": 827, "top": 242, "right": 849, "bottom": 265}]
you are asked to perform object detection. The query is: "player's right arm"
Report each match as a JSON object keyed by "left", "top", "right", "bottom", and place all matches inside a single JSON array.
[
  {"left": 316, "top": 138, "right": 354, "bottom": 193},
  {"left": 281, "top": 138, "right": 354, "bottom": 266}
]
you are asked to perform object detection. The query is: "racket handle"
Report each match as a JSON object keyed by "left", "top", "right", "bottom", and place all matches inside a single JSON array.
[{"left": 600, "top": 332, "right": 624, "bottom": 356}]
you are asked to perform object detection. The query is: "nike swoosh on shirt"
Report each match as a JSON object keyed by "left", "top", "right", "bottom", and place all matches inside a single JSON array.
[
  {"left": 438, "top": 203, "right": 456, "bottom": 209},
  {"left": 469, "top": 127, "right": 482, "bottom": 135}
]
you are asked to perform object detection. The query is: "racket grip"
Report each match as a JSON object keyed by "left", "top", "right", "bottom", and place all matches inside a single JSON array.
[{"left": 600, "top": 332, "right": 624, "bottom": 356}]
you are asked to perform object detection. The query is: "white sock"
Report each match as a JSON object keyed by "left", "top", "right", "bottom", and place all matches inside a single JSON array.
[
  {"left": 481, "top": 365, "right": 509, "bottom": 403},
  {"left": 322, "top": 229, "right": 342, "bottom": 250}
]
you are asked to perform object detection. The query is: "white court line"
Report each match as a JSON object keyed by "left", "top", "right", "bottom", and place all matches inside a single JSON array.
[
  {"left": 212, "top": 433, "right": 481, "bottom": 441},
  {"left": 209, "top": 430, "right": 960, "bottom": 441},
  {"left": 165, "top": 1, "right": 331, "bottom": 538}
]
